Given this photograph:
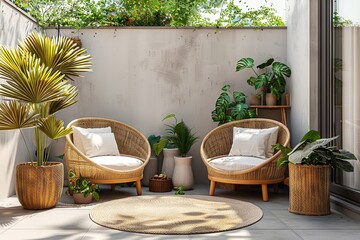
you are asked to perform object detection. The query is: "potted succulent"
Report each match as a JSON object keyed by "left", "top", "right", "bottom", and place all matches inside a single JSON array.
[
  {"left": 211, "top": 85, "right": 256, "bottom": 126},
  {"left": 169, "top": 119, "right": 198, "bottom": 190},
  {"left": 236, "top": 57, "right": 291, "bottom": 105},
  {"left": 161, "top": 114, "right": 180, "bottom": 178},
  {"left": 0, "top": 32, "right": 92, "bottom": 209},
  {"left": 274, "top": 130, "right": 357, "bottom": 215},
  {"left": 67, "top": 169, "right": 100, "bottom": 204},
  {"left": 142, "top": 135, "right": 168, "bottom": 186}
]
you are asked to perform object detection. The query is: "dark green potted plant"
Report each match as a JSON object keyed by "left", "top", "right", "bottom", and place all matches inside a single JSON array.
[
  {"left": 236, "top": 57, "right": 291, "bottom": 105},
  {"left": 274, "top": 130, "right": 357, "bottom": 215},
  {"left": 0, "top": 32, "right": 92, "bottom": 209},
  {"left": 67, "top": 169, "right": 100, "bottom": 204},
  {"left": 211, "top": 85, "right": 256, "bottom": 126},
  {"left": 161, "top": 114, "right": 180, "bottom": 178},
  {"left": 143, "top": 135, "right": 168, "bottom": 186},
  {"left": 169, "top": 119, "right": 198, "bottom": 190}
]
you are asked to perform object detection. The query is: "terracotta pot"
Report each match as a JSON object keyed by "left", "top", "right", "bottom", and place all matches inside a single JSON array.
[
  {"left": 161, "top": 148, "right": 179, "bottom": 178},
  {"left": 248, "top": 94, "right": 261, "bottom": 105},
  {"left": 16, "top": 162, "right": 64, "bottom": 210},
  {"left": 172, "top": 156, "right": 194, "bottom": 190},
  {"left": 288, "top": 163, "right": 331, "bottom": 215},
  {"left": 73, "top": 193, "right": 93, "bottom": 204},
  {"left": 265, "top": 93, "right": 277, "bottom": 106}
]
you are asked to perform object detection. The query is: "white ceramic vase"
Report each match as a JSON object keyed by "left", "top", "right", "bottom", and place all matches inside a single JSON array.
[
  {"left": 172, "top": 156, "right": 194, "bottom": 190},
  {"left": 161, "top": 148, "right": 179, "bottom": 178},
  {"left": 142, "top": 156, "right": 158, "bottom": 186}
]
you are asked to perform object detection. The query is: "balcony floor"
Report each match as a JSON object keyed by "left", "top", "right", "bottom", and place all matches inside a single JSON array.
[{"left": 1, "top": 184, "right": 360, "bottom": 240}]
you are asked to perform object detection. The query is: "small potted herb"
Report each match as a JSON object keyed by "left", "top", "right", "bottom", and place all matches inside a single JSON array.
[{"left": 67, "top": 169, "right": 100, "bottom": 204}]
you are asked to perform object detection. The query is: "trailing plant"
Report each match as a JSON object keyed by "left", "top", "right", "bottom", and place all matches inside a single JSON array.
[
  {"left": 148, "top": 135, "right": 168, "bottom": 157},
  {"left": 175, "top": 185, "right": 185, "bottom": 195},
  {"left": 211, "top": 85, "right": 256, "bottom": 125},
  {"left": 273, "top": 130, "right": 357, "bottom": 172},
  {"left": 236, "top": 57, "right": 291, "bottom": 100},
  {"left": 169, "top": 120, "right": 198, "bottom": 157},
  {"left": 67, "top": 169, "right": 100, "bottom": 201},
  {"left": 0, "top": 32, "right": 92, "bottom": 166}
]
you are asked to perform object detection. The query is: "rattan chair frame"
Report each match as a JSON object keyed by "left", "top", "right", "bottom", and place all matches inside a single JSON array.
[
  {"left": 64, "top": 117, "right": 151, "bottom": 195},
  {"left": 200, "top": 118, "right": 290, "bottom": 201}
]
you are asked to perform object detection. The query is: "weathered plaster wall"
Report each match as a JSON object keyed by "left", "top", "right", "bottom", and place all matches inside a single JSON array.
[
  {"left": 46, "top": 27, "right": 287, "bottom": 184},
  {"left": 0, "top": 0, "right": 38, "bottom": 199}
]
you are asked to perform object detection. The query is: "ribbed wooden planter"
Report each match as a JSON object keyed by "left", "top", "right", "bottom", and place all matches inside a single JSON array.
[
  {"left": 289, "top": 163, "right": 331, "bottom": 215},
  {"left": 16, "top": 162, "right": 64, "bottom": 210}
]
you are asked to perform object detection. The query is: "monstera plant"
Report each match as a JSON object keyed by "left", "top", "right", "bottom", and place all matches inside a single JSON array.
[
  {"left": 236, "top": 57, "right": 291, "bottom": 103},
  {"left": 0, "top": 32, "right": 92, "bottom": 209}
]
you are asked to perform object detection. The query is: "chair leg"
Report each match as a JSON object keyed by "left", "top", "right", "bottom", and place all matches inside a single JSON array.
[
  {"left": 111, "top": 184, "right": 116, "bottom": 191},
  {"left": 209, "top": 180, "right": 216, "bottom": 196},
  {"left": 261, "top": 184, "right": 269, "bottom": 202},
  {"left": 135, "top": 179, "right": 142, "bottom": 195},
  {"left": 273, "top": 183, "right": 279, "bottom": 193}
]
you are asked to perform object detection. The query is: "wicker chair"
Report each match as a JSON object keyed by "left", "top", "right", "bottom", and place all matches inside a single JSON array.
[
  {"left": 64, "top": 117, "right": 151, "bottom": 195},
  {"left": 200, "top": 118, "right": 290, "bottom": 201}
]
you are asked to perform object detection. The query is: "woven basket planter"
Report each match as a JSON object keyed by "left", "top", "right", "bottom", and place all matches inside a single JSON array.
[
  {"left": 289, "top": 163, "right": 331, "bottom": 216},
  {"left": 16, "top": 162, "right": 64, "bottom": 210},
  {"left": 149, "top": 178, "right": 173, "bottom": 192},
  {"left": 73, "top": 193, "right": 93, "bottom": 204}
]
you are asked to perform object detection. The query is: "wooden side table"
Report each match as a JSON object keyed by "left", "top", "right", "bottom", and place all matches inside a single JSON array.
[{"left": 250, "top": 105, "right": 291, "bottom": 126}]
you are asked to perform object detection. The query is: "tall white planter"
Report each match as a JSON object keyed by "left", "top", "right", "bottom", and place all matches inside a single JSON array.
[
  {"left": 161, "top": 148, "right": 179, "bottom": 178},
  {"left": 142, "top": 156, "right": 158, "bottom": 186},
  {"left": 172, "top": 156, "right": 194, "bottom": 190}
]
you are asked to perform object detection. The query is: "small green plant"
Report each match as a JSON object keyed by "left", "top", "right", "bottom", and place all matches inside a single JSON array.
[
  {"left": 175, "top": 185, "right": 185, "bottom": 195},
  {"left": 67, "top": 169, "right": 100, "bottom": 201},
  {"left": 169, "top": 120, "right": 198, "bottom": 157},
  {"left": 148, "top": 135, "right": 168, "bottom": 157},
  {"left": 236, "top": 57, "right": 291, "bottom": 100},
  {"left": 273, "top": 130, "right": 357, "bottom": 172},
  {"left": 162, "top": 114, "right": 179, "bottom": 148},
  {"left": 211, "top": 85, "right": 256, "bottom": 125}
]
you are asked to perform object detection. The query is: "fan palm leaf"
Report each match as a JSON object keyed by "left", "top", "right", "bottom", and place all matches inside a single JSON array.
[
  {"left": 0, "top": 101, "right": 38, "bottom": 130},
  {"left": 38, "top": 116, "right": 72, "bottom": 140},
  {"left": 48, "top": 85, "right": 78, "bottom": 114},
  {"left": 19, "top": 32, "right": 92, "bottom": 80}
]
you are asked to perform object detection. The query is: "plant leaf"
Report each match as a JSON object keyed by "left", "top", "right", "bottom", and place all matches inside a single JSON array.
[
  {"left": 301, "top": 130, "right": 321, "bottom": 142},
  {"left": 272, "top": 62, "right": 291, "bottom": 77},
  {"left": 236, "top": 57, "right": 254, "bottom": 71},
  {"left": 256, "top": 58, "right": 274, "bottom": 69},
  {"left": 0, "top": 101, "right": 38, "bottom": 130}
]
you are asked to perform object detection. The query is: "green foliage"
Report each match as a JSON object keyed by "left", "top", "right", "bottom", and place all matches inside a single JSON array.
[
  {"left": 273, "top": 130, "right": 357, "bottom": 172},
  {"left": 211, "top": 85, "right": 256, "bottom": 125},
  {"left": 12, "top": 0, "right": 285, "bottom": 27},
  {"left": 333, "top": 11, "right": 352, "bottom": 27},
  {"left": 215, "top": 2, "right": 285, "bottom": 27},
  {"left": 169, "top": 120, "right": 198, "bottom": 156},
  {"left": 148, "top": 135, "right": 168, "bottom": 157},
  {"left": 67, "top": 169, "right": 100, "bottom": 201},
  {"left": 175, "top": 185, "right": 185, "bottom": 195},
  {"left": 162, "top": 114, "right": 178, "bottom": 148},
  {"left": 236, "top": 57, "right": 291, "bottom": 100}
]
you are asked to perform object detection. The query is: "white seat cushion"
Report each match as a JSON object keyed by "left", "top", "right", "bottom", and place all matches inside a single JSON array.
[
  {"left": 90, "top": 155, "right": 143, "bottom": 171},
  {"left": 208, "top": 156, "right": 266, "bottom": 172}
]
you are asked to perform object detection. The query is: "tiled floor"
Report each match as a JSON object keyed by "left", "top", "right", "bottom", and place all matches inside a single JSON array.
[{"left": 1, "top": 184, "right": 360, "bottom": 240}]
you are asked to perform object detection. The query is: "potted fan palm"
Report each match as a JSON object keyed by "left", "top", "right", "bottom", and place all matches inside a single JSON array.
[
  {"left": 0, "top": 32, "right": 92, "bottom": 209},
  {"left": 274, "top": 130, "right": 357, "bottom": 215},
  {"left": 169, "top": 119, "right": 198, "bottom": 190}
]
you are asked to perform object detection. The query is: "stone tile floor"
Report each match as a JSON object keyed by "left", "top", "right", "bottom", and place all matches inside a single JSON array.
[{"left": 1, "top": 184, "right": 360, "bottom": 240}]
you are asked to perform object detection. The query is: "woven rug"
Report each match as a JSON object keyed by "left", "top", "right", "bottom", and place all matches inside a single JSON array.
[{"left": 90, "top": 195, "right": 263, "bottom": 235}]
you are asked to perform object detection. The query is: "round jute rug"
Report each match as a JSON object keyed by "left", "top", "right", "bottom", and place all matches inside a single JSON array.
[{"left": 90, "top": 195, "right": 263, "bottom": 235}]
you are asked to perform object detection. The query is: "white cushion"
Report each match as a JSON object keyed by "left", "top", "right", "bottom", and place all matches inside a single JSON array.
[
  {"left": 209, "top": 156, "right": 266, "bottom": 172},
  {"left": 229, "top": 130, "right": 271, "bottom": 159},
  {"left": 90, "top": 155, "right": 143, "bottom": 171},
  {"left": 231, "top": 126, "right": 279, "bottom": 158},
  {"left": 72, "top": 126, "right": 112, "bottom": 153},
  {"left": 81, "top": 132, "right": 120, "bottom": 157}
]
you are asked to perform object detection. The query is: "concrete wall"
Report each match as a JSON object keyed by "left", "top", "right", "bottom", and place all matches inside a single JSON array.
[
  {"left": 46, "top": 27, "right": 287, "bottom": 184},
  {"left": 286, "top": 0, "right": 314, "bottom": 143},
  {"left": 0, "top": 0, "right": 38, "bottom": 199}
]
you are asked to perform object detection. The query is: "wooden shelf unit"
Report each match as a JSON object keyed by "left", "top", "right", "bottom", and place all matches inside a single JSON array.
[{"left": 250, "top": 105, "right": 291, "bottom": 126}]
